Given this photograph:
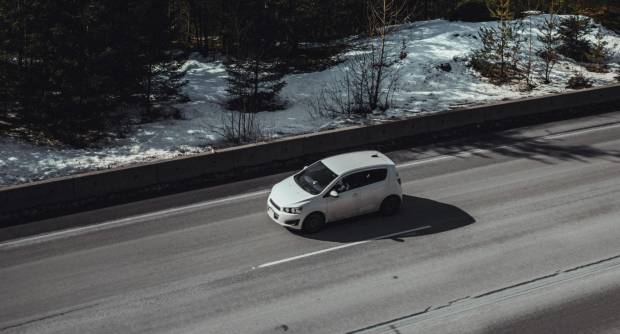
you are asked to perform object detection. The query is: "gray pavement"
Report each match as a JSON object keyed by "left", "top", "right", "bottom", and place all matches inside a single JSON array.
[{"left": 1, "top": 111, "right": 620, "bottom": 334}]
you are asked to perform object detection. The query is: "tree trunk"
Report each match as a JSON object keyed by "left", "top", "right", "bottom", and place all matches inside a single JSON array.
[
  {"left": 146, "top": 64, "right": 152, "bottom": 115},
  {"left": 372, "top": 0, "right": 387, "bottom": 111}
]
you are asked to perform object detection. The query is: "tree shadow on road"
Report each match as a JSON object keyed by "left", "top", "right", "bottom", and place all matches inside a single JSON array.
[
  {"left": 390, "top": 129, "right": 620, "bottom": 166},
  {"left": 296, "top": 195, "right": 475, "bottom": 243}
]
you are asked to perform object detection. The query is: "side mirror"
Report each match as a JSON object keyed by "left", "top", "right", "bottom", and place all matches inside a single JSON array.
[{"left": 329, "top": 190, "right": 339, "bottom": 198}]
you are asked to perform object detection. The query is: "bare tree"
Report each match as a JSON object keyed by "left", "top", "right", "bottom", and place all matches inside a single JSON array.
[
  {"left": 309, "top": 0, "right": 408, "bottom": 118},
  {"left": 307, "top": 71, "right": 359, "bottom": 118},
  {"left": 214, "top": 109, "right": 263, "bottom": 145},
  {"left": 366, "top": 0, "right": 408, "bottom": 111},
  {"left": 521, "top": 0, "right": 542, "bottom": 90}
]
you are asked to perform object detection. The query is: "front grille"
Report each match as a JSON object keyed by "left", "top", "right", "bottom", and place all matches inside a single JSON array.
[{"left": 270, "top": 199, "right": 281, "bottom": 211}]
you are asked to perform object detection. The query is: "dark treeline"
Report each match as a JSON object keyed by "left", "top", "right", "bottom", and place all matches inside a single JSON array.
[
  {"left": 0, "top": 0, "right": 187, "bottom": 145},
  {"left": 0, "top": 0, "right": 612, "bottom": 145},
  {"left": 170, "top": 0, "right": 609, "bottom": 56}
]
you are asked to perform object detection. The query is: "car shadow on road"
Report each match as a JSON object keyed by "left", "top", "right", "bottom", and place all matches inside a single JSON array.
[{"left": 296, "top": 195, "right": 475, "bottom": 243}]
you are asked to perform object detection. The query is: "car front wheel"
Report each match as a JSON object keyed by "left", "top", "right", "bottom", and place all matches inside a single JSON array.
[{"left": 302, "top": 212, "right": 326, "bottom": 234}]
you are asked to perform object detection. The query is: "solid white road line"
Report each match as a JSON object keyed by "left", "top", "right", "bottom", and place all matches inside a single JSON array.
[
  {"left": 254, "top": 225, "right": 431, "bottom": 269},
  {"left": 396, "top": 147, "right": 505, "bottom": 169},
  {"left": 0, "top": 189, "right": 270, "bottom": 249},
  {"left": 3, "top": 120, "right": 619, "bottom": 249},
  {"left": 544, "top": 122, "right": 620, "bottom": 140}
]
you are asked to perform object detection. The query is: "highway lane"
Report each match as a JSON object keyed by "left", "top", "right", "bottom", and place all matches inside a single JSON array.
[{"left": 1, "top": 112, "right": 620, "bottom": 333}]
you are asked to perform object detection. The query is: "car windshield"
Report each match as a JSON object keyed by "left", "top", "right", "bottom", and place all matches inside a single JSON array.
[{"left": 294, "top": 162, "right": 337, "bottom": 195}]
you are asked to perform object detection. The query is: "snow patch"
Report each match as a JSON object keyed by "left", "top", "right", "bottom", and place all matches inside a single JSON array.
[{"left": 1, "top": 15, "right": 619, "bottom": 186}]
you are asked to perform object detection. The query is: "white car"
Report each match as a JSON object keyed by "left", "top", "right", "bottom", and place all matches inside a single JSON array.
[{"left": 267, "top": 151, "right": 403, "bottom": 233}]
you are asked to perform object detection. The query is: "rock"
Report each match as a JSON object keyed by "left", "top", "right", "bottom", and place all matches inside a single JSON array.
[{"left": 437, "top": 63, "right": 452, "bottom": 72}]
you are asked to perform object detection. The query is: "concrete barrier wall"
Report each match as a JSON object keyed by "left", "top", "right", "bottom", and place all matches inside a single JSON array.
[{"left": 2, "top": 84, "right": 620, "bottom": 217}]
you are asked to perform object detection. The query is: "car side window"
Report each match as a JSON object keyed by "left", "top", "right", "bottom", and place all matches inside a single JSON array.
[
  {"left": 367, "top": 168, "right": 387, "bottom": 184},
  {"left": 342, "top": 172, "right": 364, "bottom": 191},
  {"left": 336, "top": 168, "right": 387, "bottom": 193},
  {"left": 329, "top": 175, "right": 359, "bottom": 194},
  {"left": 332, "top": 179, "right": 349, "bottom": 193}
]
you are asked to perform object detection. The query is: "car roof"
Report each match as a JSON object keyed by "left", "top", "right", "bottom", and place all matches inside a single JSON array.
[{"left": 321, "top": 151, "right": 395, "bottom": 176}]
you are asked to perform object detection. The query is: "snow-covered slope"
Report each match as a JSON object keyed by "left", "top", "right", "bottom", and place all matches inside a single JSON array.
[{"left": 1, "top": 15, "right": 619, "bottom": 186}]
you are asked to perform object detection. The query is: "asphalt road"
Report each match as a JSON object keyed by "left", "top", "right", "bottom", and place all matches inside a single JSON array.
[{"left": 2, "top": 111, "right": 620, "bottom": 334}]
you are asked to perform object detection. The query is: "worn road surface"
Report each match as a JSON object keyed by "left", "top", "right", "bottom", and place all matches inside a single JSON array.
[{"left": 1, "top": 111, "right": 620, "bottom": 334}]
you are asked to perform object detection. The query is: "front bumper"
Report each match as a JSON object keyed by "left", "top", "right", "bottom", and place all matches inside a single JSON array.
[{"left": 267, "top": 198, "right": 305, "bottom": 230}]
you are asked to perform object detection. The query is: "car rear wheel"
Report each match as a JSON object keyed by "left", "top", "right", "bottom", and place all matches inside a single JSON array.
[
  {"left": 302, "top": 213, "right": 326, "bottom": 234},
  {"left": 380, "top": 195, "right": 401, "bottom": 216}
]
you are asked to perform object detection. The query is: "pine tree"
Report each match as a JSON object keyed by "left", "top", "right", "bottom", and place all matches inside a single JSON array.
[
  {"left": 470, "top": 0, "right": 524, "bottom": 84},
  {"left": 538, "top": 3, "right": 561, "bottom": 83},
  {"left": 586, "top": 30, "right": 612, "bottom": 72},
  {"left": 224, "top": 0, "right": 286, "bottom": 113},
  {"left": 557, "top": 15, "right": 594, "bottom": 61},
  {"left": 487, "top": 0, "right": 514, "bottom": 20},
  {"left": 0, "top": 0, "right": 189, "bottom": 145},
  {"left": 135, "top": 0, "right": 188, "bottom": 120},
  {"left": 225, "top": 57, "right": 286, "bottom": 113}
]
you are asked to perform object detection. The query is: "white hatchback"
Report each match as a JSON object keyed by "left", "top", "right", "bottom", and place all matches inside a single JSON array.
[{"left": 267, "top": 151, "right": 403, "bottom": 233}]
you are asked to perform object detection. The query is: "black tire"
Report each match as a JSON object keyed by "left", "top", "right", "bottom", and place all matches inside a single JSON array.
[
  {"left": 380, "top": 196, "right": 401, "bottom": 216},
  {"left": 302, "top": 212, "right": 326, "bottom": 234}
]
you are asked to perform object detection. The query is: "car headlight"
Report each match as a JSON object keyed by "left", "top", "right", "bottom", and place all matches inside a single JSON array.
[{"left": 283, "top": 207, "right": 302, "bottom": 214}]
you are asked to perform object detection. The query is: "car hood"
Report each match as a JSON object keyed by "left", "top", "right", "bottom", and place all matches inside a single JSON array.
[{"left": 270, "top": 175, "right": 315, "bottom": 207}]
